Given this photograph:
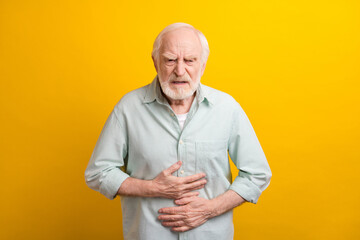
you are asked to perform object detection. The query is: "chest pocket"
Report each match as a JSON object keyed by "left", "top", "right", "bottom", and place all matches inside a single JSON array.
[{"left": 195, "top": 141, "right": 228, "bottom": 176}]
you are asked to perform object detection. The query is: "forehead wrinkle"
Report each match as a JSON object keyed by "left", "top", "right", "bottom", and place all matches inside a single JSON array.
[
  {"left": 162, "top": 52, "right": 177, "bottom": 58},
  {"left": 161, "top": 43, "right": 201, "bottom": 59},
  {"left": 184, "top": 54, "right": 198, "bottom": 59},
  {"left": 160, "top": 29, "right": 202, "bottom": 58}
]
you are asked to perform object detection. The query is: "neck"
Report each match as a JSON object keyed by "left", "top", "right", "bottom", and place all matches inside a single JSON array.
[{"left": 165, "top": 94, "right": 195, "bottom": 114}]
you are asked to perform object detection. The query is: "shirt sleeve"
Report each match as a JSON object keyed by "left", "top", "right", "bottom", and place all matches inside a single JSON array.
[
  {"left": 228, "top": 104, "right": 272, "bottom": 203},
  {"left": 85, "top": 110, "right": 129, "bottom": 200}
]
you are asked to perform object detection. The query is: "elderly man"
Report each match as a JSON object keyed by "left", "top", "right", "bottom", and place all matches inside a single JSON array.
[{"left": 85, "top": 23, "right": 271, "bottom": 240}]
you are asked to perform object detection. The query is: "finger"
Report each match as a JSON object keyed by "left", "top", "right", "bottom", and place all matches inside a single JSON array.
[
  {"left": 184, "top": 179, "right": 207, "bottom": 191},
  {"left": 190, "top": 184, "right": 206, "bottom": 191},
  {"left": 182, "top": 172, "right": 206, "bottom": 183},
  {"left": 172, "top": 226, "right": 190, "bottom": 232},
  {"left": 163, "top": 161, "right": 182, "bottom": 175},
  {"left": 175, "top": 196, "right": 196, "bottom": 205},
  {"left": 158, "top": 214, "right": 184, "bottom": 221},
  {"left": 158, "top": 205, "right": 184, "bottom": 214},
  {"left": 176, "top": 191, "right": 199, "bottom": 200},
  {"left": 162, "top": 220, "right": 184, "bottom": 227}
]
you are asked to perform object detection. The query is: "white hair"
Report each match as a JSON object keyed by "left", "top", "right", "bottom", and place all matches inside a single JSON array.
[{"left": 152, "top": 23, "right": 210, "bottom": 64}]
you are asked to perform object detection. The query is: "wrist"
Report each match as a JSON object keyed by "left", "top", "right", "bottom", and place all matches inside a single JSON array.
[
  {"left": 147, "top": 179, "right": 160, "bottom": 198},
  {"left": 117, "top": 177, "right": 157, "bottom": 198},
  {"left": 207, "top": 198, "right": 221, "bottom": 218}
]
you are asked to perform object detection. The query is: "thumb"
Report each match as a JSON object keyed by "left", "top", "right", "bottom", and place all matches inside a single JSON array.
[{"left": 164, "top": 161, "right": 182, "bottom": 175}]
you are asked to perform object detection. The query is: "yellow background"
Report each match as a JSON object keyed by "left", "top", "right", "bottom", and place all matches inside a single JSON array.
[{"left": 1, "top": 0, "right": 359, "bottom": 239}]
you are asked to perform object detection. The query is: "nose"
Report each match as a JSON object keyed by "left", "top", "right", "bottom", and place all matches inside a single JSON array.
[{"left": 174, "top": 60, "right": 186, "bottom": 77}]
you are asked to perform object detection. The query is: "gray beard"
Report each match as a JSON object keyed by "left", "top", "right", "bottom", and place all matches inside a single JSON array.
[{"left": 158, "top": 74, "right": 200, "bottom": 100}]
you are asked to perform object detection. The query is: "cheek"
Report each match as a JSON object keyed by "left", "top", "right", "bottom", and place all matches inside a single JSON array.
[
  {"left": 160, "top": 66, "right": 174, "bottom": 77},
  {"left": 188, "top": 67, "right": 201, "bottom": 78}
]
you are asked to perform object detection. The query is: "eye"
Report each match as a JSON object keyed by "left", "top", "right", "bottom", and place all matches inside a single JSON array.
[
  {"left": 164, "top": 58, "right": 176, "bottom": 65},
  {"left": 185, "top": 58, "right": 196, "bottom": 64}
]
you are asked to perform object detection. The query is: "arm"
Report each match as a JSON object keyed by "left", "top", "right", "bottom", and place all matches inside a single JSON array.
[
  {"left": 158, "top": 190, "right": 245, "bottom": 232},
  {"left": 158, "top": 102, "right": 271, "bottom": 232},
  {"left": 117, "top": 161, "right": 206, "bottom": 199},
  {"left": 85, "top": 111, "right": 207, "bottom": 200}
]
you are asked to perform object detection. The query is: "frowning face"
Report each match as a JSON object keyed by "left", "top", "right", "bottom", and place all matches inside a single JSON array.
[{"left": 154, "top": 28, "right": 206, "bottom": 101}]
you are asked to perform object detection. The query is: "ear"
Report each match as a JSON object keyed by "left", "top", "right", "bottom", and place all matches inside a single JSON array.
[
  {"left": 200, "top": 62, "right": 206, "bottom": 76},
  {"left": 152, "top": 56, "right": 158, "bottom": 73}
]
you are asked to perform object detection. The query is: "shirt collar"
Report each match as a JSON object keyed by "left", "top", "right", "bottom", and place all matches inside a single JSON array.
[{"left": 143, "top": 75, "right": 214, "bottom": 106}]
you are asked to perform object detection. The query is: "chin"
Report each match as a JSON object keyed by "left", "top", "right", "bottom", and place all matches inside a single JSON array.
[
  {"left": 164, "top": 88, "right": 194, "bottom": 100},
  {"left": 159, "top": 74, "right": 201, "bottom": 100}
]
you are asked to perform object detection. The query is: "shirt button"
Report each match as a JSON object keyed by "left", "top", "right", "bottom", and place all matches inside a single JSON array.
[
  {"left": 180, "top": 170, "right": 184, "bottom": 174},
  {"left": 179, "top": 140, "right": 183, "bottom": 144},
  {"left": 171, "top": 113, "right": 175, "bottom": 117}
]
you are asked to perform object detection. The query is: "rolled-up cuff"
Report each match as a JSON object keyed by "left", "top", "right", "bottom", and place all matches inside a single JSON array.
[
  {"left": 99, "top": 169, "right": 130, "bottom": 200},
  {"left": 229, "top": 177, "right": 262, "bottom": 204}
]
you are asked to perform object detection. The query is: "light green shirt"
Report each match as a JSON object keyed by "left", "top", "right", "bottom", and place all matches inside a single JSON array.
[{"left": 85, "top": 77, "right": 271, "bottom": 240}]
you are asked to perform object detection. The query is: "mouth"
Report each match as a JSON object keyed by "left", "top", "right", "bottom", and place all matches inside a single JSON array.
[{"left": 171, "top": 81, "right": 188, "bottom": 85}]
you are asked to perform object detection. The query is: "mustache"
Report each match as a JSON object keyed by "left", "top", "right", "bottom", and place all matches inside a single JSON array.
[{"left": 168, "top": 73, "right": 192, "bottom": 83}]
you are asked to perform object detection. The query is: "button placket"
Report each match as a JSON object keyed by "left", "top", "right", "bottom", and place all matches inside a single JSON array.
[{"left": 178, "top": 138, "right": 185, "bottom": 176}]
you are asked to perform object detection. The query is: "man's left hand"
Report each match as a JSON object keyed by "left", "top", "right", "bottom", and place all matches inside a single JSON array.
[{"left": 158, "top": 196, "right": 215, "bottom": 232}]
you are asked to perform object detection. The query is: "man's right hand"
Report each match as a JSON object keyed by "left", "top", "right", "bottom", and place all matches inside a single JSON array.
[
  {"left": 151, "top": 161, "right": 207, "bottom": 199},
  {"left": 117, "top": 161, "right": 206, "bottom": 199}
]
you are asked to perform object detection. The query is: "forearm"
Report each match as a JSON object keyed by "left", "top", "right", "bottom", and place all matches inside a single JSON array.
[
  {"left": 117, "top": 161, "right": 206, "bottom": 199},
  {"left": 117, "top": 176, "right": 205, "bottom": 199},
  {"left": 208, "top": 190, "right": 246, "bottom": 218},
  {"left": 117, "top": 177, "right": 155, "bottom": 197}
]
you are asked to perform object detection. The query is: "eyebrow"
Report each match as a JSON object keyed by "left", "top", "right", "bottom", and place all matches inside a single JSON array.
[
  {"left": 184, "top": 55, "right": 197, "bottom": 60},
  {"left": 162, "top": 53, "right": 199, "bottom": 60},
  {"left": 162, "top": 53, "right": 177, "bottom": 59}
]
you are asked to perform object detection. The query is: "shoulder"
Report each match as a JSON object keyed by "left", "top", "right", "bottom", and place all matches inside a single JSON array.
[
  {"left": 201, "top": 84, "right": 250, "bottom": 123},
  {"left": 113, "top": 84, "right": 149, "bottom": 114},
  {"left": 201, "top": 84, "right": 240, "bottom": 108}
]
